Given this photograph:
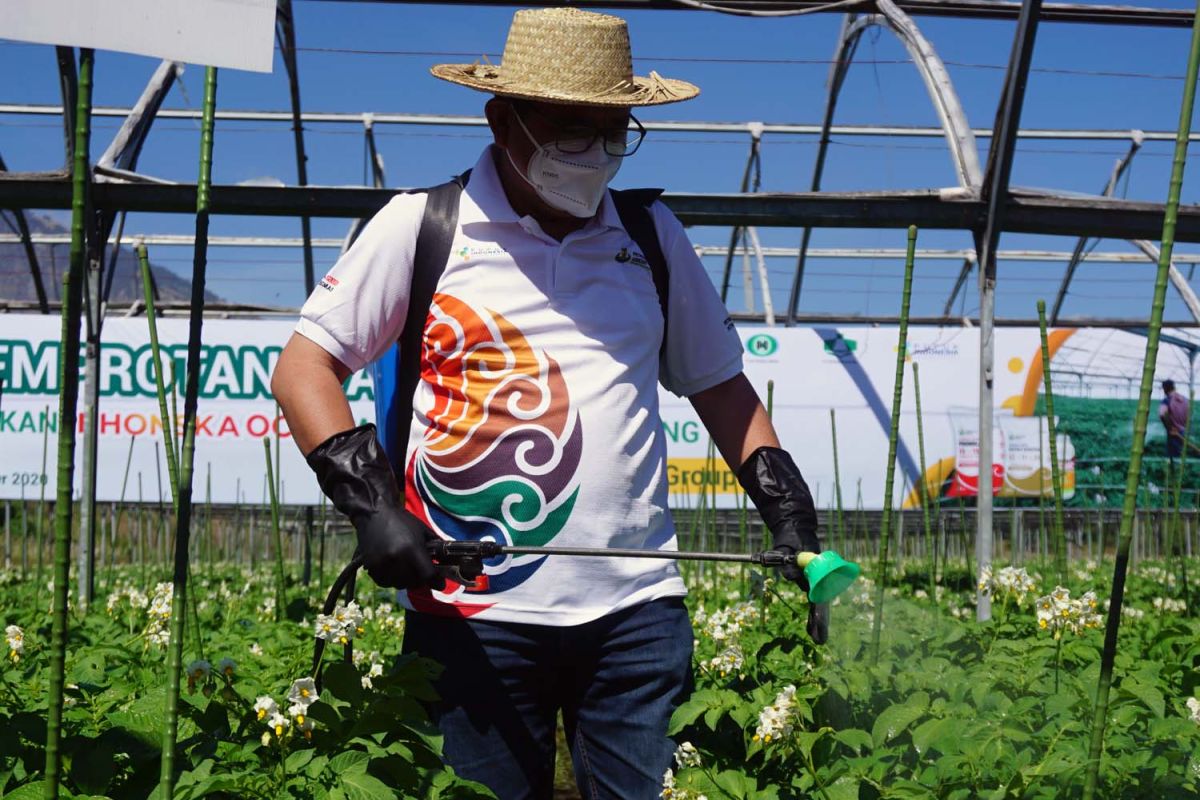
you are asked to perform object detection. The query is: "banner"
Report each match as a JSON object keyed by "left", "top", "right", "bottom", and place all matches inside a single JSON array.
[
  {"left": 2, "top": 0, "right": 276, "bottom": 73},
  {"left": 0, "top": 317, "right": 1188, "bottom": 507}
]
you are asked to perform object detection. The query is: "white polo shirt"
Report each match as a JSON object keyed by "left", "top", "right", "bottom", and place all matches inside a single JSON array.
[{"left": 297, "top": 146, "right": 743, "bottom": 625}]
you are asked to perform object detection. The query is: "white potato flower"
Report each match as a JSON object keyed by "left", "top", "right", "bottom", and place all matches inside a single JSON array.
[
  {"left": 753, "top": 685, "right": 797, "bottom": 743},
  {"left": 5, "top": 625, "right": 24, "bottom": 662},
  {"left": 288, "top": 677, "right": 317, "bottom": 709},
  {"left": 253, "top": 696, "right": 278, "bottom": 721},
  {"left": 673, "top": 741, "right": 702, "bottom": 769}
]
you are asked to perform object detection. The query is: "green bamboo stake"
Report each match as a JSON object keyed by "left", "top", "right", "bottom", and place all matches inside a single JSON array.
[
  {"left": 103, "top": 434, "right": 136, "bottom": 596},
  {"left": 1082, "top": 6, "right": 1200, "bottom": 795},
  {"left": 44, "top": 47, "right": 93, "bottom": 800},
  {"left": 1168, "top": 391, "right": 1192, "bottom": 609},
  {"left": 160, "top": 65, "right": 218, "bottom": 799},
  {"left": 1038, "top": 415, "right": 1047, "bottom": 567},
  {"left": 138, "top": 243, "right": 180, "bottom": 506},
  {"left": 264, "top": 439, "right": 287, "bottom": 621},
  {"left": 1037, "top": 300, "right": 1069, "bottom": 582},
  {"left": 830, "top": 409, "right": 846, "bottom": 558},
  {"left": 871, "top": 225, "right": 917, "bottom": 661},
  {"left": 35, "top": 405, "right": 50, "bottom": 595},
  {"left": 912, "top": 362, "right": 937, "bottom": 598}
]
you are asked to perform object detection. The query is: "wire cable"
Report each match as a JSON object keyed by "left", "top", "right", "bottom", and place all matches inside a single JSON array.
[{"left": 662, "top": 0, "right": 868, "bottom": 16}]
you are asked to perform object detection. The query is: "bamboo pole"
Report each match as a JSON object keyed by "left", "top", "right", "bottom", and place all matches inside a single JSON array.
[
  {"left": 1037, "top": 300, "right": 1069, "bottom": 581},
  {"left": 35, "top": 405, "right": 50, "bottom": 593},
  {"left": 44, "top": 47, "right": 92, "bottom": 800},
  {"left": 1083, "top": 5, "right": 1200, "bottom": 795},
  {"left": 830, "top": 409, "right": 846, "bottom": 556},
  {"left": 138, "top": 244, "right": 180, "bottom": 504},
  {"left": 912, "top": 362, "right": 937, "bottom": 596},
  {"left": 871, "top": 225, "right": 917, "bottom": 661},
  {"left": 159, "top": 65, "right": 218, "bottom": 798},
  {"left": 264, "top": 439, "right": 287, "bottom": 621}
]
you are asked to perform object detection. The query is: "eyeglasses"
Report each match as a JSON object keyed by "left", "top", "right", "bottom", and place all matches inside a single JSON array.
[{"left": 513, "top": 102, "right": 646, "bottom": 157}]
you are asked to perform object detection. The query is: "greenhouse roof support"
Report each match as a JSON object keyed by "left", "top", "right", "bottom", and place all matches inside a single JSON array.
[
  {"left": 1050, "top": 134, "right": 1144, "bottom": 324},
  {"left": 6, "top": 176, "right": 1199, "bottom": 240},
  {"left": 974, "top": 0, "right": 1043, "bottom": 622},
  {"left": 785, "top": 0, "right": 980, "bottom": 324},
  {"left": 7, "top": 105, "right": 1200, "bottom": 143},
  {"left": 332, "top": 0, "right": 1194, "bottom": 29},
  {"left": 276, "top": 0, "right": 316, "bottom": 295}
]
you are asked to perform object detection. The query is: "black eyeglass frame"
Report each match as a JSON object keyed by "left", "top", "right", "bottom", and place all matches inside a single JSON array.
[{"left": 511, "top": 101, "right": 646, "bottom": 158}]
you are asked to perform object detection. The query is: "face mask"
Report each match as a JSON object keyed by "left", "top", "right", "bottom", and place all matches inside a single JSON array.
[{"left": 507, "top": 110, "right": 622, "bottom": 219}]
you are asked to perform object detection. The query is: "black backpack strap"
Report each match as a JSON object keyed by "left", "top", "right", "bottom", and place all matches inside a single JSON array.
[
  {"left": 611, "top": 188, "right": 669, "bottom": 353},
  {"left": 396, "top": 170, "right": 470, "bottom": 453}
]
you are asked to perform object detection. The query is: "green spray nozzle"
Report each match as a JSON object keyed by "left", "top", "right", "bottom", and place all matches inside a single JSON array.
[{"left": 796, "top": 551, "right": 862, "bottom": 604}]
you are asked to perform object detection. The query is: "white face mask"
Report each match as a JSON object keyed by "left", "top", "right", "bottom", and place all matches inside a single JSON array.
[{"left": 507, "top": 110, "right": 622, "bottom": 219}]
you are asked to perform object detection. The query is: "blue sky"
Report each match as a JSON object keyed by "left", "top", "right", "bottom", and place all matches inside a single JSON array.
[{"left": 2, "top": 0, "right": 1200, "bottom": 321}]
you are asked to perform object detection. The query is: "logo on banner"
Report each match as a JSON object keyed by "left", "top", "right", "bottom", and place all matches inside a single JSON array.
[{"left": 746, "top": 334, "right": 778, "bottom": 358}]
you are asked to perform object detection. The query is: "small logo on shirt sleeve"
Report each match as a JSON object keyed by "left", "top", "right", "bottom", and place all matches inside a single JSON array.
[{"left": 318, "top": 274, "right": 339, "bottom": 292}]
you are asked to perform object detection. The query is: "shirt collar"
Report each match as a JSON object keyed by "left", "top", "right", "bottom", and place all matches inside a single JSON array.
[{"left": 459, "top": 145, "right": 623, "bottom": 233}]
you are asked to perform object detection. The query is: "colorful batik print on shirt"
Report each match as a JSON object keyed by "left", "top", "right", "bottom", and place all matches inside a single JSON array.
[{"left": 404, "top": 293, "right": 582, "bottom": 615}]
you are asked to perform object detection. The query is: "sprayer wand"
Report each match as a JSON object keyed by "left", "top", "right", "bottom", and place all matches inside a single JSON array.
[{"left": 312, "top": 540, "right": 861, "bottom": 687}]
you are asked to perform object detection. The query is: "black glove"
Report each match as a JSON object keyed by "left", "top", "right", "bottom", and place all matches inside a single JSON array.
[
  {"left": 738, "top": 446, "right": 826, "bottom": 644},
  {"left": 306, "top": 424, "right": 444, "bottom": 591}
]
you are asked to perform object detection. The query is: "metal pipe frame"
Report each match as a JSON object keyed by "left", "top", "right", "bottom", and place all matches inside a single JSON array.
[
  {"left": 6, "top": 105, "right": 1199, "bottom": 144},
  {"left": 12, "top": 233, "right": 1200, "bottom": 266},
  {"left": 942, "top": 255, "right": 975, "bottom": 316},
  {"left": 1050, "top": 133, "right": 1144, "bottom": 323},
  {"left": 311, "top": 0, "right": 1195, "bottom": 29},
  {"left": 5, "top": 296, "right": 1198, "bottom": 328},
  {"left": 974, "top": 0, "right": 1043, "bottom": 622},
  {"left": 341, "top": 114, "right": 389, "bottom": 254},
  {"left": 785, "top": 0, "right": 980, "bottom": 324},
  {"left": 5, "top": 177, "right": 1199, "bottom": 241},
  {"left": 719, "top": 125, "right": 761, "bottom": 303},
  {"left": 0, "top": 154, "right": 49, "bottom": 313},
  {"left": 276, "top": 0, "right": 317, "bottom": 294}
]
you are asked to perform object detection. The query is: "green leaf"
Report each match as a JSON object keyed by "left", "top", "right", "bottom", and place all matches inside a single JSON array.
[
  {"left": 1, "top": 780, "right": 47, "bottom": 800},
  {"left": 323, "top": 662, "right": 366, "bottom": 705},
  {"left": 872, "top": 692, "right": 929, "bottom": 747},
  {"left": 1121, "top": 679, "right": 1165, "bottom": 719},
  {"left": 793, "top": 729, "right": 826, "bottom": 762},
  {"left": 824, "top": 777, "right": 861, "bottom": 800},
  {"left": 910, "top": 717, "right": 959, "bottom": 756},
  {"left": 832, "top": 728, "right": 872, "bottom": 754},
  {"left": 713, "top": 769, "right": 757, "bottom": 799},
  {"left": 340, "top": 770, "right": 397, "bottom": 800},
  {"left": 327, "top": 750, "right": 370, "bottom": 776},
  {"left": 286, "top": 748, "right": 315, "bottom": 771},
  {"left": 668, "top": 698, "right": 708, "bottom": 735}
]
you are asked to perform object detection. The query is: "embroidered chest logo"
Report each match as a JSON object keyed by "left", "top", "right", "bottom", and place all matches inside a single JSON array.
[
  {"left": 615, "top": 247, "right": 650, "bottom": 270},
  {"left": 458, "top": 244, "right": 508, "bottom": 261}
]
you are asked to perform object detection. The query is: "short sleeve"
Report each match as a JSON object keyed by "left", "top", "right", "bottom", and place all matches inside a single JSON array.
[
  {"left": 295, "top": 192, "right": 428, "bottom": 373},
  {"left": 650, "top": 202, "right": 744, "bottom": 396}
]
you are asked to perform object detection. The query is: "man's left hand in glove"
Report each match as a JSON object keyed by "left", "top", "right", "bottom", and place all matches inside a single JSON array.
[{"left": 737, "top": 445, "right": 827, "bottom": 644}]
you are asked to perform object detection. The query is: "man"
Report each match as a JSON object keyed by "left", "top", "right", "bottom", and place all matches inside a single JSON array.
[
  {"left": 272, "top": 8, "right": 821, "bottom": 798},
  {"left": 1160, "top": 379, "right": 1190, "bottom": 459}
]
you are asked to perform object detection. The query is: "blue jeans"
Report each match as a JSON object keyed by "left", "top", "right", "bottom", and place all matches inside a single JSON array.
[{"left": 401, "top": 597, "right": 694, "bottom": 800}]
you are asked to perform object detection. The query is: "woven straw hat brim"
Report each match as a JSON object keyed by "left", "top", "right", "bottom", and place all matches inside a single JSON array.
[{"left": 431, "top": 63, "right": 699, "bottom": 107}]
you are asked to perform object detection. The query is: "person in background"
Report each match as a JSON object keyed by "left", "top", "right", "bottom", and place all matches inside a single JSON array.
[{"left": 1159, "top": 379, "right": 1190, "bottom": 460}]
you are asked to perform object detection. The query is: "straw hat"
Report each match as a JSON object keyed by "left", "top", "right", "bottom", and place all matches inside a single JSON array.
[{"left": 431, "top": 8, "right": 699, "bottom": 107}]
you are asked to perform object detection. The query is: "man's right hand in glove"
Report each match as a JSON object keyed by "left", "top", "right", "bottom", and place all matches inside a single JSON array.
[{"left": 306, "top": 424, "right": 444, "bottom": 591}]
